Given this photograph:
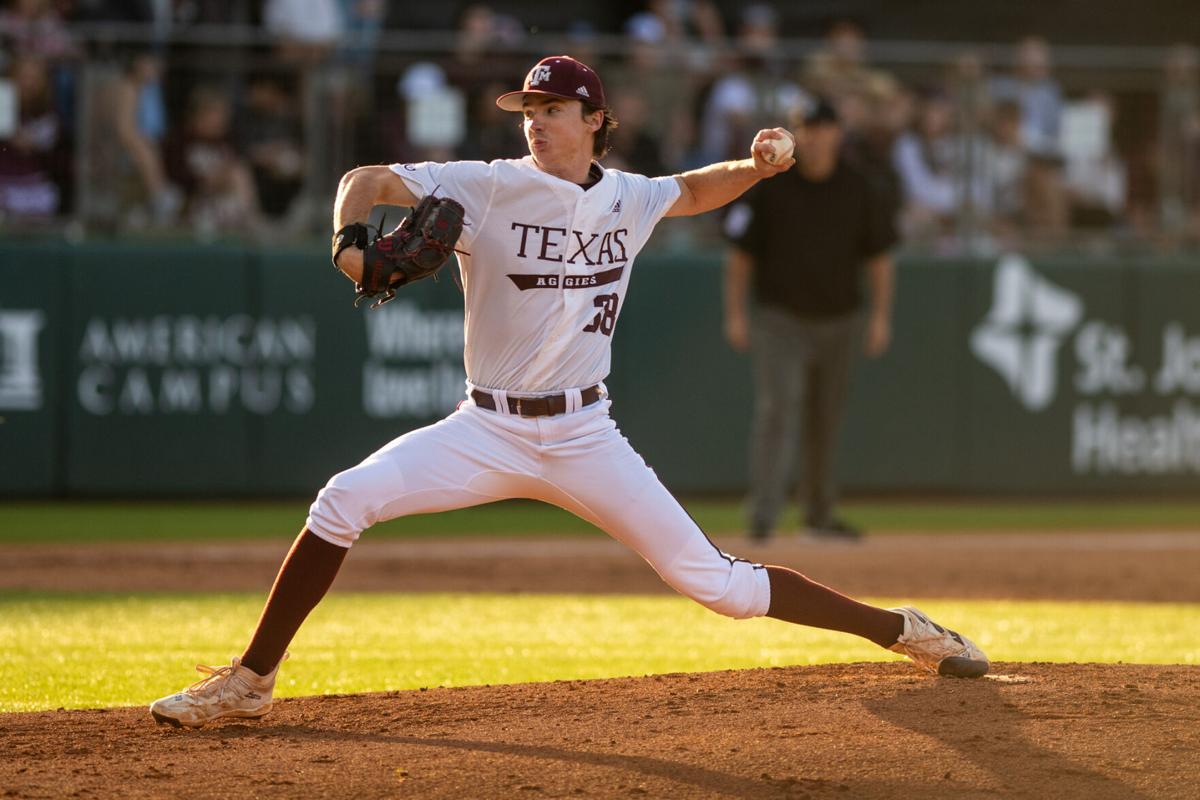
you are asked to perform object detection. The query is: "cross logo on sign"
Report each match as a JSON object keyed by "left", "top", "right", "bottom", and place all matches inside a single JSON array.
[
  {"left": 0, "top": 310, "right": 45, "bottom": 410},
  {"left": 529, "top": 66, "right": 551, "bottom": 86},
  {"left": 970, "top": 254, "right": 1083, "bottom": 411}
]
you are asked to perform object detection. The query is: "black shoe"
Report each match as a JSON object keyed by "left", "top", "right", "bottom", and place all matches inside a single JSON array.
[{"left": 807, "top": 519, "right": 864, "bottom": 542}]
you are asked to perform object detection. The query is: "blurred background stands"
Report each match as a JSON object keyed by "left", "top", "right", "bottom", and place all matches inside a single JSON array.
[{"left": 0, "top": 0, "right": 1198, "bottom": 255}]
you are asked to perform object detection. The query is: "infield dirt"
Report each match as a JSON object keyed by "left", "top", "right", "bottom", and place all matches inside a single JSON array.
[
  {"left": 4, "top": 531, "right": 1200, "bottom": 600},
  {"left": 3, "top": 663, "right": 1198, "bottom": 799},
  {"left": 3, "top": 532, "right": 1199, "bottom": 798}
]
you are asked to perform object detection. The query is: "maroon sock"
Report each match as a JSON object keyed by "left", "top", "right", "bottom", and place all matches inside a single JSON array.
[
  {"left": 240, "top": 528, "right": 348, "bottom": 676},
  {"left": 765, "top": 566, "right": 904, "bottom": 649}
]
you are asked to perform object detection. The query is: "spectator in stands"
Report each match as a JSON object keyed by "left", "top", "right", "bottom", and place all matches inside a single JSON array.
[
  {"left": 97, "top": 46, "right": 181, "bottom": 229},
  {"left": 1061, "top": 91, "right": 1127, "bottom": 232},
  {"left": 164, "top": 84, "right": 261, "bottom": 236},
  {"left": 394, "top": 61, "right": 462, "bottom": 163},
  {"left": 946, "top": 50, "right": 989, "bottom": 143},
  {"left": 2, "top": 0, "right": 78, "bottom": 136},
  {"left": 979, "top": 99, "right": 1028, "bottom": 242},
  {"left": 803, "top": 18, "right": 898, "bottom": 138},
  {"left": 947, "top": 52, "right": 994, "bottom": 237},
  {"left": 0, "top": 0, "right": 76, "bottom": 60},
  {"left": 446, "top": 2, "right": 525, "bottom": 86},
  {"left": 440, "top": 4, "right": 526, "bottom": 162},
  {"left": 989, "top": 36, "right": 1068, "bottom": 240},
  {"left": 804, "top": 18, "right": 870, "bottom": 100},
  {"left": 237, "top": 72, "right": 305, "bottom": 224},
  {"left": 623, "top": 0, "right": 725, "bottom": 57},
  {"left": 0, "top": 52, "right": 66, "bottom": 220},
  {"left": 891, "top": 90, "right": 962, "bottom": 240},
  {"left": 989, "top": 37, "right": 1063, "bottom": 158},
  {"left": 169, "top": 2, "right": 258, "bottom": 103},
  {"left": 606, "top": 10, "right": 700, "bottom": 172},
  {"left": 896, "top": 87, "right": 1007, "bottom": 247},
  {"left": 336, "top": 0, "right": 384, "bottom": 72},
  {"left": 698, "top": 4, "right": 806, "bottom": 164},
  {"left": 649, "top": 0, "right": 726, "bottom": 84},
  {"left": 3, "top": 0, "right": 78, "bottom": 164},
  {"left": 450, "top": 3, "right": 497, "bottom": 69},
  {"left": 262, "top": 0, "right": 343, "bottom": 64}
]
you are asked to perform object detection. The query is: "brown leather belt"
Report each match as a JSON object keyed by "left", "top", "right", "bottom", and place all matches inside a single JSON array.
[{"left": 471, "top": 385, "right": 602, "bottom": 417}]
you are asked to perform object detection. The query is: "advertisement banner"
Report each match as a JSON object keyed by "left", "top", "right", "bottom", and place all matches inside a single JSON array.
[
  {"left": 1, "top": 241, "right": 1196, "bottom": 497},
  {"left": 964, "top": 254, "right": 1200, "bottom": 492},
  {"left": 65, "top": 244, "right": 263, "bottom": 492},
  {"left": 255, "top": 250, "right": 467, "bottom": 494},
  {"left": 0, "top": 243, "right": 62, "bottom": 494}
]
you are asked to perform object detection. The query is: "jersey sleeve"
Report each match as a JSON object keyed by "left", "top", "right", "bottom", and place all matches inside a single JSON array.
[
  {"left": 621, "top": 173, "right": 682, "bottom": 249},
  {"left": 389, "top": 161, "right": 495, "bottom": 245}
]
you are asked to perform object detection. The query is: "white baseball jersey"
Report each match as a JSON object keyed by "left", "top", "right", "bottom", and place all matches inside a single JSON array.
[
  {"left": 305, "top": 156, "right": 771, "bottom": 624},
  {"left": 391, "top": 158, "right": 681, "bottom": 393}
]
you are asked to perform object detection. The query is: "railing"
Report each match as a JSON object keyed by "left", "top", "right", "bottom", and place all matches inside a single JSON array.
[{"left": 2, "top": 23, "right": 1198, "bottom": 256}]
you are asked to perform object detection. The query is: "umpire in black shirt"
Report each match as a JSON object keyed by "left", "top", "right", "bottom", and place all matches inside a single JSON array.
[{"left": 723, "top": 97, "right": 897, "bottom": 542}]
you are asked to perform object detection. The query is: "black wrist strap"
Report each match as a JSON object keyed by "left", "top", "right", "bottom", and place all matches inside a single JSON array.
[{"left": 332, "top": 222, "right": 371, "bottom": 269}]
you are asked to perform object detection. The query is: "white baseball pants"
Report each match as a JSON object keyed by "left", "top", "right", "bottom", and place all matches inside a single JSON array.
[{"left": 306, "top": 391, "right": 772, "bottom": 619}]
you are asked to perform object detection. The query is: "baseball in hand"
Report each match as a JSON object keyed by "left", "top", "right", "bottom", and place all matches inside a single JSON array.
[{"left": 762, "top": 131, "right": 795, "bottom": 165}]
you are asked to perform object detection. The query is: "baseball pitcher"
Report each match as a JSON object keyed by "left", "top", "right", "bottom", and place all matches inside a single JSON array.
[{"left": 150, "top": 56, "right": 987, "bottom": 728}]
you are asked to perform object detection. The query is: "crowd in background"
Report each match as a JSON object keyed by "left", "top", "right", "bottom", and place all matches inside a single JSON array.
[{"left": 3, "top": 0, "right": 1200, "bottom": 252}]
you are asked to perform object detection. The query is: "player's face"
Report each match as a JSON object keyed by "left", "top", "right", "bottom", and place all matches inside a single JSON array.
[{"left": 522, "top": 96, "right": 598, "bottom": 164}]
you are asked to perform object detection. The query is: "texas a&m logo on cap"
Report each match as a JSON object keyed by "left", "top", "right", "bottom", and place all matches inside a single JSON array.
[{"left": 496, "top": 55, "right": 607, "bottom": 111}]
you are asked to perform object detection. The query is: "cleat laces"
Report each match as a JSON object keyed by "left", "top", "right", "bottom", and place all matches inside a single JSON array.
[{"left": 187, "top": 657, "right": 243, "bottom": 701}]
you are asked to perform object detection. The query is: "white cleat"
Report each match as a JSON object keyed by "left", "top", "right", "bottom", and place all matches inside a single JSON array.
[
  {"left": 150, "top": 653, "right": 287, "bottom": 728},
  {"left": 888, "top": 607, "right": 989, "bottom": 678}
]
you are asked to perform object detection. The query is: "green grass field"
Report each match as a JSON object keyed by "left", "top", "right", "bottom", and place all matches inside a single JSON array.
[
  {"left": 3, "top": 500, "right": 1197, "bottom": 714},
  {"left": 2, "top": 498, "right": 1198, "bottom": 543},
  {"left": 2, "top": 591, "right": 1197, "bottom": 713}
]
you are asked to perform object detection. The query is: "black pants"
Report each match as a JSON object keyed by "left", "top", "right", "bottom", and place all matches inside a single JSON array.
[{"left": 748, "top": 306, "right": 861, "bottom": 534}]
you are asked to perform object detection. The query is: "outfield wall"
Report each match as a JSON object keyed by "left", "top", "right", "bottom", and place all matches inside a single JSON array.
[{"left": 2, "top": 242, "right": 1198, "bottom": 496}]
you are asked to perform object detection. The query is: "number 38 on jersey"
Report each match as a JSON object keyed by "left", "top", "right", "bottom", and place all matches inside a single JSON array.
[{"left": 583, "top": 293, "right": 619, "bottom": 336}]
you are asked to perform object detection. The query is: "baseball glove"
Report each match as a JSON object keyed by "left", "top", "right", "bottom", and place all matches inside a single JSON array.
[{"left": 332, "top": 195, "right": 465, "bottom": 308}]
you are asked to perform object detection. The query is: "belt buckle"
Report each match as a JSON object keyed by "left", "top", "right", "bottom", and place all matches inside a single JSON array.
[{"left": 515, "top": 398, "right": 524, "bottom": 416}]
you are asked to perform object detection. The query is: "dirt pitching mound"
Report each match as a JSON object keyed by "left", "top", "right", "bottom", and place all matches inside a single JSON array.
[{"left": 3, "top": 663, "right": 1197, "bottom": 799}]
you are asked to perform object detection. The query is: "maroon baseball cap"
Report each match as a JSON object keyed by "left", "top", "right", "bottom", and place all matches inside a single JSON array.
[{"left": 496, "top": 55, "right": 607, "bottom": 111}]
